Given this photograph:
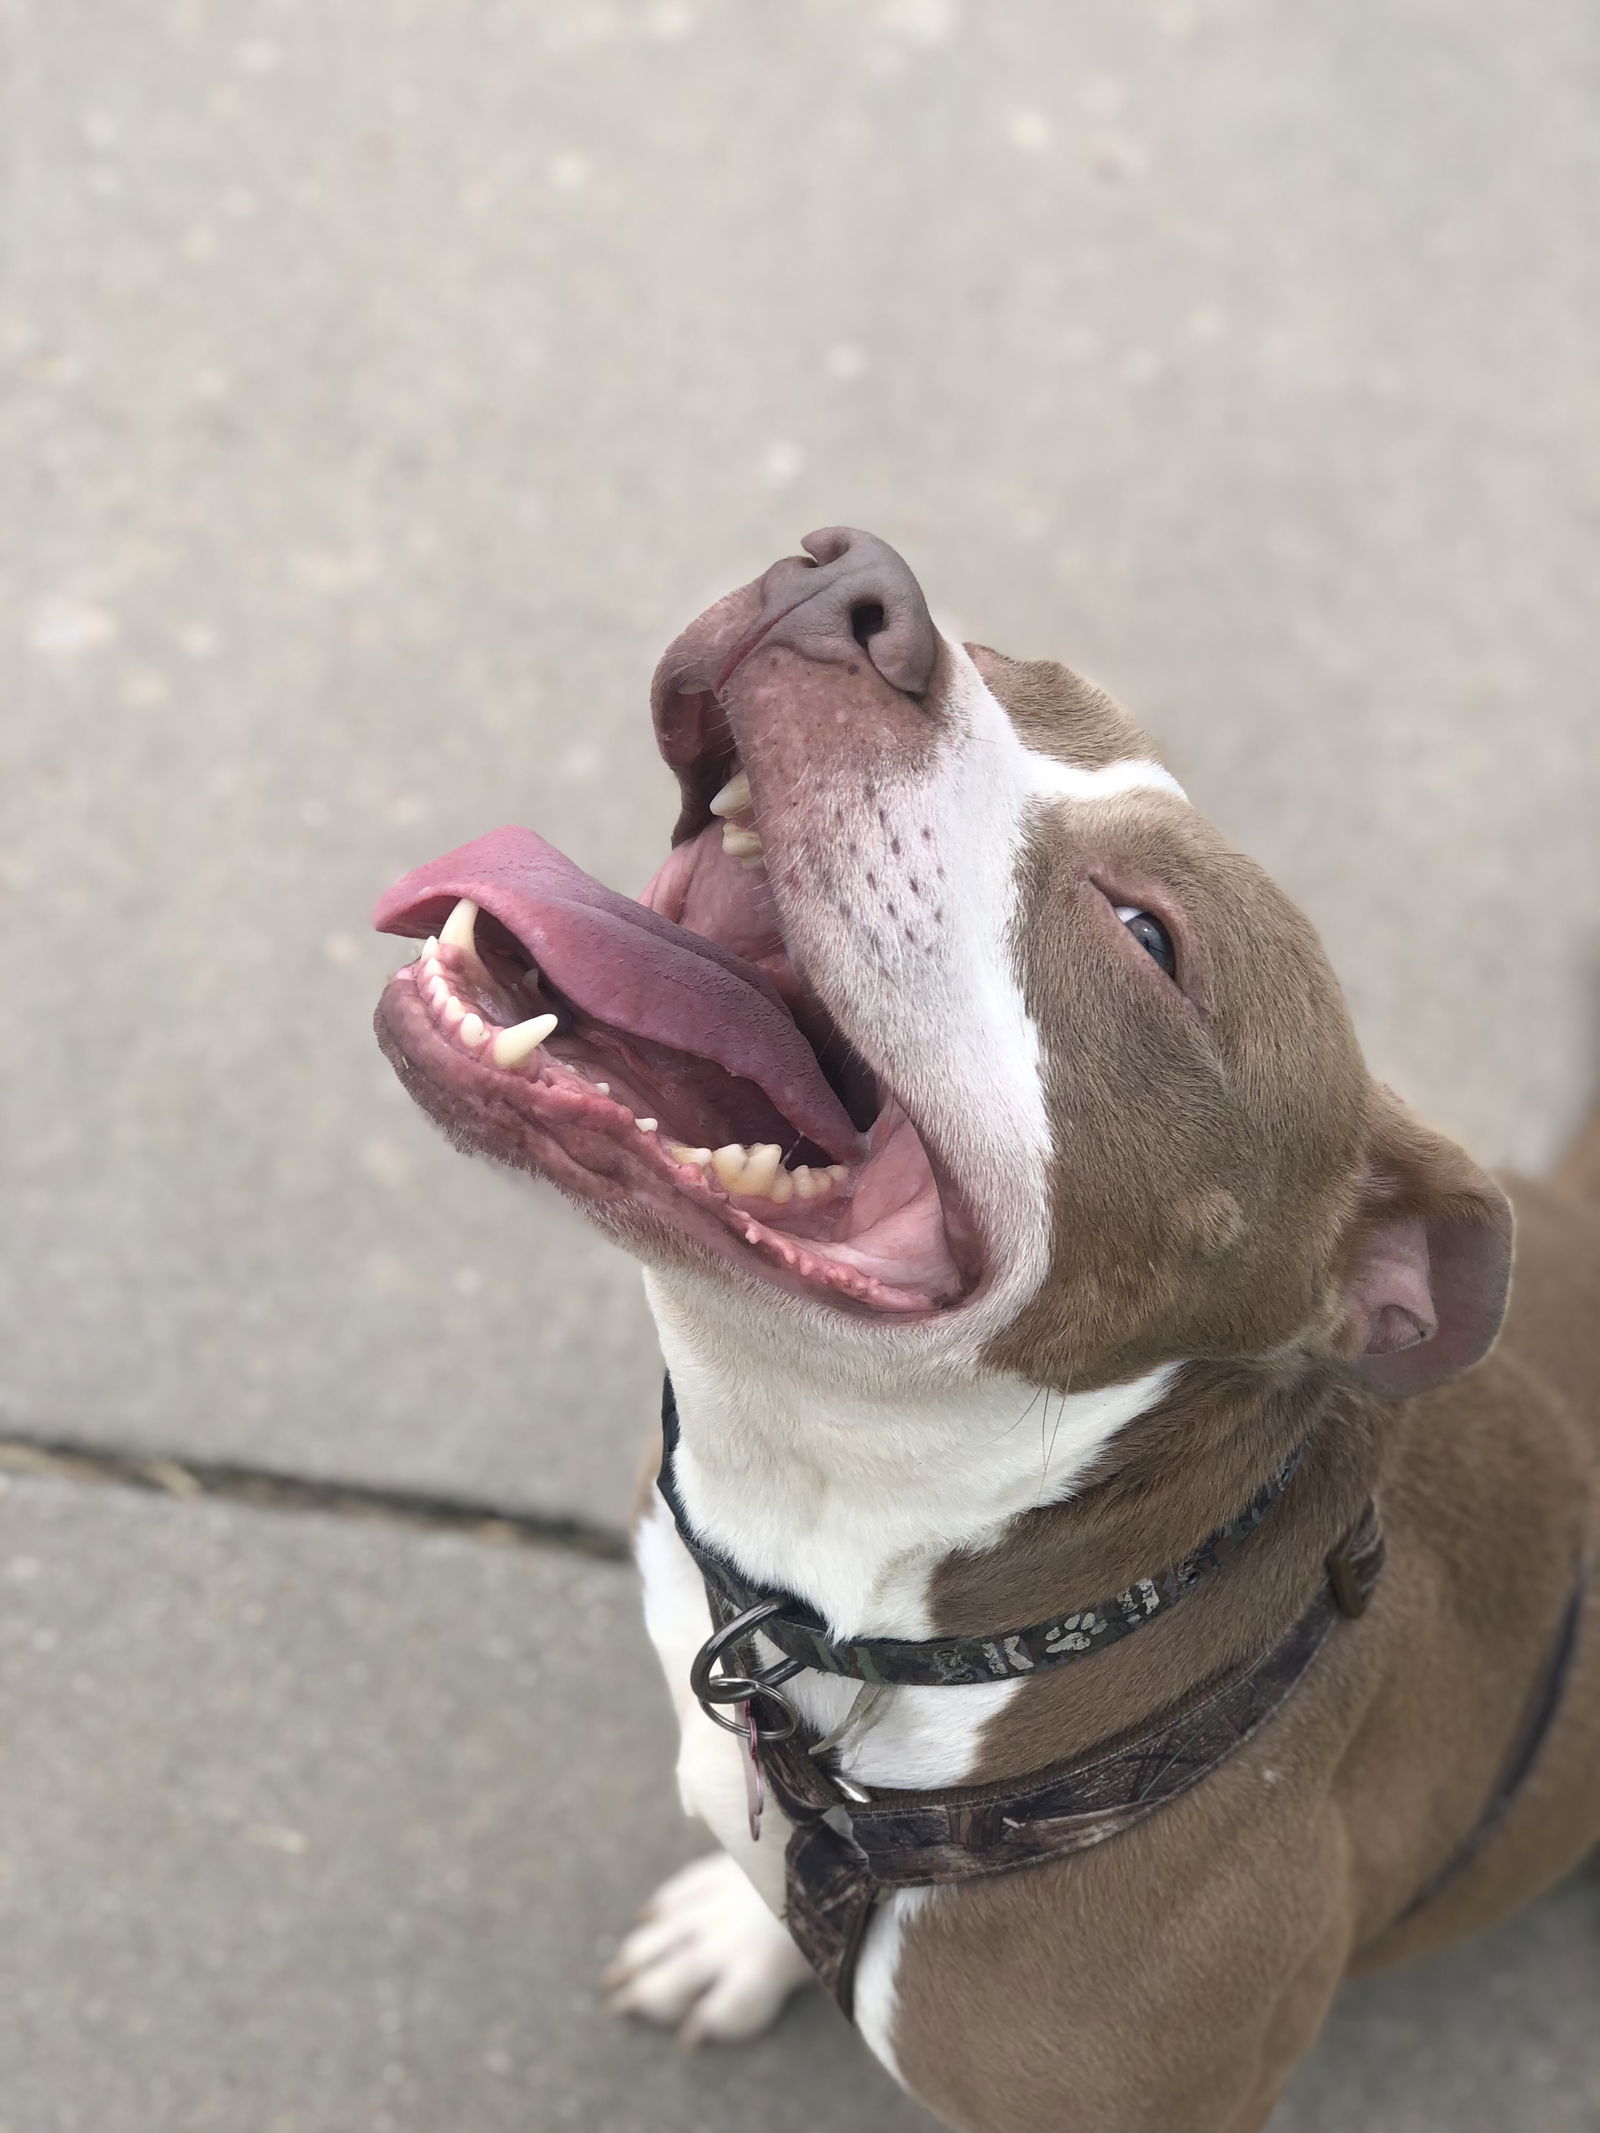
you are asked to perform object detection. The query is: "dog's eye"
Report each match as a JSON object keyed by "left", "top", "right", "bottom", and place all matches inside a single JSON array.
[{"left": 1114, "top": 904, "right": 1176, "bottom": 980}]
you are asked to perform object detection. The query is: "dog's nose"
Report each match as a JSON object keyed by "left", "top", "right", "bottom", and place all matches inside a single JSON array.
[{"left": 755, "top": 527, "right": 938, "bottom": 699}]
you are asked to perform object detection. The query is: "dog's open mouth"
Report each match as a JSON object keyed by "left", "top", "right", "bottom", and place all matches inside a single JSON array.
[{"left": 373, "top": 754, "right": 977, "bottom": 1317}]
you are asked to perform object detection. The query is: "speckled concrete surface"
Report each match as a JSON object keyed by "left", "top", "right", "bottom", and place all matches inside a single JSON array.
[
  {"left": 4, "top": 0, "right": 1597, "bottom": 1517},
  {"left": 0, "top": 1478, "right": 930, "bottom": 2133},
  {"left": 3, "top": 3, "right": 1598, "bottom": 2127}
]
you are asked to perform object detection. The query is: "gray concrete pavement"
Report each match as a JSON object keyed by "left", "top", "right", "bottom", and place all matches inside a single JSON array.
[
  {"left": 5, "top": 0, "right": 1598, "bottom": 1519},
  {"left": 4, "top": 2, "right": 1599, "bottom": 2128},
  {"left": 3, "top": 1476, "right": 1595, "bottom": 2133},
  {"left": 0, "top": 1476, "right": 927, "bottom": 2133}
]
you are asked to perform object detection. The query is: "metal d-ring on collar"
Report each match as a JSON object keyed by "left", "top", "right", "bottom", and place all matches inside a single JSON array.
[{"left": 688, "top": 1600, "right": 804, "bottom": 1741}]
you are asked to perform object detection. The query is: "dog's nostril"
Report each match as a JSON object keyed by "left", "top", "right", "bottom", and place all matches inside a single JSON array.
[
  {"left": 849, "top": 601, "right": 886, "bottom": 654},
  {"left": 755, "top": 528, "right": 938, "bottom": 698}
]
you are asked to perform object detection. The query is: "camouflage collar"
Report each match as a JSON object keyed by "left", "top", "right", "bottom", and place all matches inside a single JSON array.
[{"left": 659, "top": 1374, "right": 1306, "bottom": 1694}]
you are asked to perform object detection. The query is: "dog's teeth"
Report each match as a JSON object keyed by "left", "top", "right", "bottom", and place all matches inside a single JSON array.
[
  {"left": 790, "top": 1165, "right": 822, "bottom": 1200},
  {"left": 708, "top": 770, "right": 753, "bottom": 819},
  {"left": 711, "top": 1144, "right": 749, "bottom": 1189},
  {"left": 708, "top": 1142, "right": 794, "bottom": 1199},
  {"left": 827, "top": 1165, "right": 849, "bottom": 1185},
  {"left": 519, "top": 967, "right": 544, "bottom": 998},
  {"left": 669, "top": 1144, "right": 712, "bottom": 1170},
  {"left": 490, "top": 1013, "right": 558, "bottom": 1069},
  {"left": 458, "top": 1012, "right": 488, "bottom": 1046},
  {"left": 440, "top": 897, "right": 482, "bottom": 957},
  {"left": 721, "top": 825, "right": 764, "bottom": 861},
  {"left": 635, "top": 1117, "right": 658, "bottom": 1132},
  {"left": 442, "top": 997, "right": 465, "bottom": 1028},
  {"left": 742, "top": 1143, "right": 782, "bottom": 1195}
]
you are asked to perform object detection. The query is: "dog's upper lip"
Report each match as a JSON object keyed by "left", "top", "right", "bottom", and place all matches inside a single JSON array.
[{"left": 371, "top": 824, "right": 863, "bottom": 1165}]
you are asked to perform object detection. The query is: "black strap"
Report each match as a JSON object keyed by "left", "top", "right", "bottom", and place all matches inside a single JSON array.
[
  {"left": 762, "top": 1507, "right": 1387, "bottom": 2014},
  {"left": 660, "top": 1374, "right": 1305, "bottom": 1690},
  {"left": 1391, "top": 1553, "right": 1589, "bottom": 1930}
]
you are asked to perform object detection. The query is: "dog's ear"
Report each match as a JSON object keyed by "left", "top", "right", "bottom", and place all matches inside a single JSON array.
[{"left": 1336, "top": 1089, "right": 1513, "bottom": 1398}]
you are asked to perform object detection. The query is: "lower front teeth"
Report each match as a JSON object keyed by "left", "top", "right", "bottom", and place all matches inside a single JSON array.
[
  {"left": 413, "top": 931, "right": 843, "bottom": 1205},
  {"left": 668, "top": 1141, "right": 847, "bottom": 1204}
]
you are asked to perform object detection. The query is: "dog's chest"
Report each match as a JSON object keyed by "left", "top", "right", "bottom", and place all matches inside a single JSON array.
[{"left": 639, "top": 1348, "right": 1177, "bottom": 1794}]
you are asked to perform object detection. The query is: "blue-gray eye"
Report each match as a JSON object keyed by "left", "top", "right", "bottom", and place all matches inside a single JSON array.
[{"left": 1114, "top": 904, "right": 1176, "bottom": 979}]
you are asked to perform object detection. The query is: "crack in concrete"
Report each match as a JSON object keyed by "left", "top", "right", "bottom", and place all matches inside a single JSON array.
[{"left": 0, "top": 1431, "right": 631, "bottom": 1561}]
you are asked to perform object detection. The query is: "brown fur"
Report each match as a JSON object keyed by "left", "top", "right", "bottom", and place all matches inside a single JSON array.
[{"left": 884, "top": 650, "right": 1599, "bottom": 2131}]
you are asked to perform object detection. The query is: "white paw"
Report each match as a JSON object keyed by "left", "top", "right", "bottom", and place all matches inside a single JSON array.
[{"left": 605, "top": 1851, "right": 815, "bottom": 2044}]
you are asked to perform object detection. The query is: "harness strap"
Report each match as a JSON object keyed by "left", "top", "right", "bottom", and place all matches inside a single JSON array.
[
  {"left": 663, "top": 1375, "right": 1584, "bottom": 2022},
  {"left": 757, "top": 1505, "right": 1386, "bottom": 2015},
  {"left": 1390, "top": 1553, "right": 1589, "bottom": 1931}
]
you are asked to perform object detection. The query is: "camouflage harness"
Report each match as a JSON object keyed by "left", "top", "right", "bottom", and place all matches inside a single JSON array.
[{"left": 659, "top": 1377, "right": 1385, "bottom": 2015}]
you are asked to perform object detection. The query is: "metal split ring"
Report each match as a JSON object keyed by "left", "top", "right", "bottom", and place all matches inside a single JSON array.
[{"left": 689, "top": 1599, "right": 804, "bottom": 1740}]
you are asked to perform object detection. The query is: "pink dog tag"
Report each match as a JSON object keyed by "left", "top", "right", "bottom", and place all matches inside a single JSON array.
[{"left": 739, "top": 1702, "right": 765, "bottom": 1842}]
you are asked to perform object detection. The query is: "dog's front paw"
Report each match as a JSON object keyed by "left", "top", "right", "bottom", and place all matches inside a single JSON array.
[{"left": 604, "top": 1851, "right": 815, "bottom": 2044}]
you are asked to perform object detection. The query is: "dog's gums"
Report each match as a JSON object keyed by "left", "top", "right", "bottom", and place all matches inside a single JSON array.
[{"left": 373, "top": 759, "right": 971, "bottom": 1318}]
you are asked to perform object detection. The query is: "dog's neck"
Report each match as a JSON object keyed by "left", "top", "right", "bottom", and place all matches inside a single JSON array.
[
  {"left": 645, "top": 1267, "right": 1179, "bottom": 1642},
  {"left": 646, "top": 1268, "right": 1383, "bottom": 1790}
]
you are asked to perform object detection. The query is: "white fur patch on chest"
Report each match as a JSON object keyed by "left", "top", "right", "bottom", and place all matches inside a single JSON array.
[{"left": 644, "top": 1297, "right": 1175, "bottom": 1795}]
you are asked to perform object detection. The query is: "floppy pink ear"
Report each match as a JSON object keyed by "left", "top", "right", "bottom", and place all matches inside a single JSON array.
[{"left": 1339, "top": 1095, "right": 1513, "bottom": 1398}]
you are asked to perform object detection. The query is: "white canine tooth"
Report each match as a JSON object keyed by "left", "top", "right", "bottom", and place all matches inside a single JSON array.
[
  {"left": 440, "top": 897, "right": 481, "bottom": 958},
  {"left": 490, "top": 1013, "right": 558, "bottom": 1069},
  {"left": 635, "top": 1118, "right": 658, "bottom": 1133},
  {"left": 708, "top": 770, "right": 753, "bottom": 819},
  {"left": 423, "top": 937, "right": 439, "bottom": 954},
  {"left": 721, "top": 825, "right": 764, "bottom": 860},
  {"left": 458, "top": 1012, "right": 488, "bottom": 1046},
  {"left": 742, "top": 1143, "right": 782, "bottom": 1195}
]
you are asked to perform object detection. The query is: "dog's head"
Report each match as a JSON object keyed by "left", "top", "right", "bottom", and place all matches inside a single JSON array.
[{"left": 374, "top": 529, "right": 1510, "bottom": 1399}]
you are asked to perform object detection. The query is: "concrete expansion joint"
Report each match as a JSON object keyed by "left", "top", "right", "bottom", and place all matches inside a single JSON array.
[{"left": 0, "top": 1432, "right": 631, "bottom": 1561}]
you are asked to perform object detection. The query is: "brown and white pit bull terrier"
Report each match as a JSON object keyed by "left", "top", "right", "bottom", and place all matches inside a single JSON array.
[{"left": 373, "top": 530, "right": 1599, "bottom": 2132}]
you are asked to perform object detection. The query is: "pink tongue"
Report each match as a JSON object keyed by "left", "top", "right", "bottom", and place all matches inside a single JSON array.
[{"left": 373, "top": 826, "right": 861, "bottom": 1164}]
